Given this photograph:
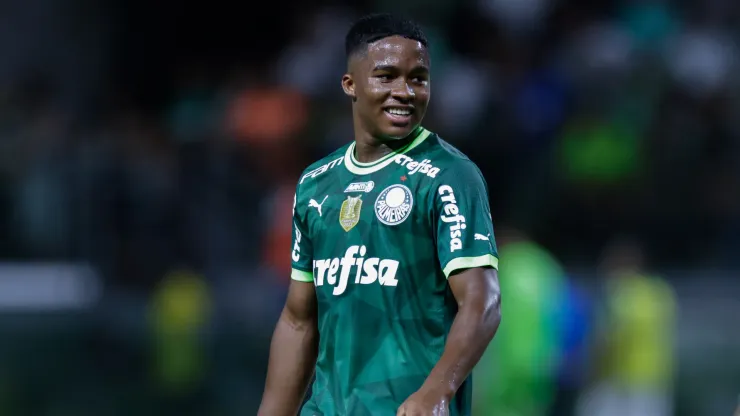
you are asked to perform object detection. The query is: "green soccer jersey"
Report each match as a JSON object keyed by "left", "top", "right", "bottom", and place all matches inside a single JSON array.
[{"left": 290, "top": 127, "right": 499, "bottom": 416}]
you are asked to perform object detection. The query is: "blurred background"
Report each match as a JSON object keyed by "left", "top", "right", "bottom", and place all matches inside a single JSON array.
[{"left": 0, "top": 0, "right": 738, "bottom": 414}]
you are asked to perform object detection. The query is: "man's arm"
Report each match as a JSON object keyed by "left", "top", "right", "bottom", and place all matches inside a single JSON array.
[
  {"left": 424, "top": 267, "right": 501, "bottom": 397},
  {"left": 258, "top": 280, "right": 319, "bottom": 416},
  {"left": 398, "top": 267, "right": 501, "bottom": 414}
]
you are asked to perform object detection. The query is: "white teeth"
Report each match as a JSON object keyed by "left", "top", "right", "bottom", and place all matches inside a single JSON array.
[{"left": 386, "top": 108, "right": 410, "bottom": 116}]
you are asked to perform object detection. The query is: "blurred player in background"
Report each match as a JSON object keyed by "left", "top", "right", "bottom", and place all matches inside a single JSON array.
[
  {"left": 474, "top": 227, "right": 567, "bottom": 416},
  {"left": 577, "top": 238, "right": 676, "bottom": 416},
  {"left": 258, "top": 13, "right": 501, "bottom": 416}
]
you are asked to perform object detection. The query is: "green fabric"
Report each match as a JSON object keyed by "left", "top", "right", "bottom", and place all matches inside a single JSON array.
[{"left": 292, "top": 128, "right": 498, "bottom": 415}]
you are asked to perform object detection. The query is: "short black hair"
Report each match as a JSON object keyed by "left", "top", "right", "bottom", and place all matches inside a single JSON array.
[{"left": 345, "top": 13, "right": 428, "bottom": 59}]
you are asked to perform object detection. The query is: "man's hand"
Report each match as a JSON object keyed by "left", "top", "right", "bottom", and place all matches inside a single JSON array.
[{"left": 396, "top": 388, "right": 450, "bottom": 416}]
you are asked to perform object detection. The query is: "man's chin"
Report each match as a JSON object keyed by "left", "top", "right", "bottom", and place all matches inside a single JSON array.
[{"left": 379, "top": 124, "right": 418, "bottom": 141}]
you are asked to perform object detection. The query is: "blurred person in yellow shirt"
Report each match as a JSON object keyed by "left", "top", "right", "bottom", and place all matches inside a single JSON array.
[
  {"left": 150, "top": 268, "right": 211, "bottom": 411},
  {"left": 578, "top": 238, "right": 676, "bottom": 416}
]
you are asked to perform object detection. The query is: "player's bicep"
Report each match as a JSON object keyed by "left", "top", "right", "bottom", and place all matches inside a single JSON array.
[
  {"left": 433, "top": 166, "right": 498, "bottom": 278},
  {"left": 283, "top": 279, "right": 318, "bottom": 325},
  {"left": 448, "top": 267, "right": 500, "bottom": 306}
]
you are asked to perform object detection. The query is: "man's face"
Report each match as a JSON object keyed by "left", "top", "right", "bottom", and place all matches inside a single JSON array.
[{"left": 343, "top": 35, "right": 431, "bottom": 140}]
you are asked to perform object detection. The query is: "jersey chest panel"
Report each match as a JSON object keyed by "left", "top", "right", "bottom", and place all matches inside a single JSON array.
[{"left": 303, "top": 169, "right": 438, "bottom": 300}]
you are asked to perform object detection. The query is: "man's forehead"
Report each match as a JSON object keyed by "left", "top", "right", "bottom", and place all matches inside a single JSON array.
[{"left": 364, "top": 36, "right": 429, "bottom": 66}]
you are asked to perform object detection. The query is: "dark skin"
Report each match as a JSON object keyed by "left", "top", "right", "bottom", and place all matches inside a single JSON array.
[
  {"left": 341, "top": 35, "right": 431, "bottom": 163},
  {"left": 259, "top": 35, "right": 502, "bottom": 416},
  {"left": 257, "top": 280, "right": 318, "bottom": 416}
]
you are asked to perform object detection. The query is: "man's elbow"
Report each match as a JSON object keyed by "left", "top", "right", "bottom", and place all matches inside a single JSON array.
[{"left": 281, "top": 307, "right": 317, "bottom": 334}]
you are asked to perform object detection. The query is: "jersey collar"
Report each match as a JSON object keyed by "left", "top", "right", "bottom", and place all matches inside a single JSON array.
[{"left": 344, "top": 127, "right": 431, "bottom": 175}]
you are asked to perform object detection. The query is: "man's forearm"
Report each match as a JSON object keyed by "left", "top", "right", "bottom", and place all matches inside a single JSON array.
[
  {"left": 258, "top": 312, "right": 318, "bottom": 416},
  {"left": 420, "top": 295, "right": 501, "bottom": 399}
]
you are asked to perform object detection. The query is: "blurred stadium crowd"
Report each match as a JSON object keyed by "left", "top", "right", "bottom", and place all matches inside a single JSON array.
[{"left": 0, "top": 0, "right": 738, "bottom": 415}]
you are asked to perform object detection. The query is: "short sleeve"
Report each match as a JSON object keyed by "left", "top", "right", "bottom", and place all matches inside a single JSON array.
[
  {"left": 432, "top": 164, "right": 499, "bottom": 278},
  {"left": 290, "top": 190, "right": 314, "bottom": 282}
]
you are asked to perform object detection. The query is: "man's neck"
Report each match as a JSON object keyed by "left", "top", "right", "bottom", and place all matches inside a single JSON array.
[{"left": 353, "top": 128, "right": 418, "bottom": 164}]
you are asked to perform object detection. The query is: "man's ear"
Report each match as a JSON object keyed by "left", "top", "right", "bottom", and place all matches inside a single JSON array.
[{"left": 342, "top": 74, "right": 356, "bottom": 101}]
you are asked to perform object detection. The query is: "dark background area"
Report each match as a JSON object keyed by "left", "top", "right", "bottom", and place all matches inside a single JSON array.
[{"left": 0, "top": 0, "right": 737, "bottom": 414}]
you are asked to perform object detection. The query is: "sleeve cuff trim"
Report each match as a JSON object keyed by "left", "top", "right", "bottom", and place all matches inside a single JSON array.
[
  {"left": 443, "top": 254, "right": 499, "bottom": 278},
  {"left": 290, "top": 268, "right": 314, "bottom": 282}
]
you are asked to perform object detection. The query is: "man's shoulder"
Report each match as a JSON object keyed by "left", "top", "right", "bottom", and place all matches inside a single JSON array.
[
  {"left": 297, "top": 143, "right": 351, "bottom": 187},
  {"left": 417, "top": 133, "right": 484, "bottom": 181}
]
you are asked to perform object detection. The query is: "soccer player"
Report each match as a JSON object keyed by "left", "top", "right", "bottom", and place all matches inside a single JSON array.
[{"left": 258, "top": 13, "right": 501, "bottom": 416}]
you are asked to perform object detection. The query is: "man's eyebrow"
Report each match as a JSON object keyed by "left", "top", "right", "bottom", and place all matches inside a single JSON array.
[{"left": 372, "top": 64, "right": 429, "bottom": 72}]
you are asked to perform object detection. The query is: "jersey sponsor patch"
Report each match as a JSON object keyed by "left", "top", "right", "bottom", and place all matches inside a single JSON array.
[
  {"left": 375, "top": 184, "right": 413, "bottom": 226},
  {"left": 300, "top": 156, "right": 344, "bottom": 184},
  {"left": 344, "top": 181, "right": 375, "bottom": 193},
  {"left": 394, "top": 155, "right": 440, "bottom": 178},
  {"left": 438, "top": 185, "right": 467, "bottom": 252},
  {"left": 339, "top": 195, "right": 362, "bottom": 232},
  {"left": 313, "top": 245, "right": 399, "bottom": 296}
]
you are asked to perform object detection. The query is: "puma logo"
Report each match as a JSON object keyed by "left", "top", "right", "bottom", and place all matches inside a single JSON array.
[
  {"left": 308, "top": 195, "right": 328, "bottom": 217},
  {"left": 474, "top": 233, "right": 490, "bottom": 241}
]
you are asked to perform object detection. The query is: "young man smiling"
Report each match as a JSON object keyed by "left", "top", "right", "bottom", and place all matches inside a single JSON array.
[{"left": 258, "top": 13, "right": 502, "bottom": 416}]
